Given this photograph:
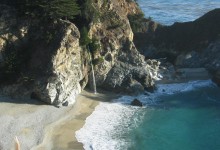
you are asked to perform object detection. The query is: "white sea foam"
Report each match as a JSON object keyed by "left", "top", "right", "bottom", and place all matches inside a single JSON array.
[
  {"left": 155, "top": 80, "right": 215, "bottom": 95},
  {"left": 75, "top": 102, "right": 146, "bottom": 150},
  {"left": 75, "top": 80, "right": 215, "bottom": 150}
]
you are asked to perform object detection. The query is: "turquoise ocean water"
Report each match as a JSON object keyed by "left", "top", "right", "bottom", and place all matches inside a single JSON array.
[
  {"left": 76, "top": 80, "right": 220, "bottom": 150},
  {"left": 76, "top": 1, "right": 220, "bottom": 149}
]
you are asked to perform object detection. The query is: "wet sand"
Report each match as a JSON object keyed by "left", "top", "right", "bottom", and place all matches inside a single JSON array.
[
  {"left": 35, "top": 90, "right": 120, "bottom": 150},
  {"left": 0, "top": 89, "right": 119, "bottom": 150}
]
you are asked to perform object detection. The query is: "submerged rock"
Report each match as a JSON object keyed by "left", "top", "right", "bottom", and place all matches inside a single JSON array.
[{"left": 131, "top": 98, "right": 143, "bottom": 107}]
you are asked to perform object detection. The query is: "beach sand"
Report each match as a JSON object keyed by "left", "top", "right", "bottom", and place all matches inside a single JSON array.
[
  {"left": 0, "top": 89, "right": 119, "bottom": 150},
  {"left": 34, "top": 89, "right": 120, "bottom": 150}
]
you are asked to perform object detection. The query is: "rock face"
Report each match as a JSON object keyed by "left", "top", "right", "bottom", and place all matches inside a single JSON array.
[
  {"left": 30, "top": 21, "right": 88, "bottom": 105},
  {"left": 134, "top": 8, "right": 220, "bottom": 83},
  {"left": 0, "top": 5, "right": 89, "bottom": 105},
  {"left": 0, "top": 1, "right": 159, "bottom": 105},
  {"left": 175, "top": 39, "right": 220, "bottom": 71},
  {"left": 131, "top": 98, "right": 143, "bottom": 106},
  {"left": 88, "top": 0, "right": 159, "bottom": 93},
  {"left": 212, "top": 71, "right": 220, "bottom": 86}
]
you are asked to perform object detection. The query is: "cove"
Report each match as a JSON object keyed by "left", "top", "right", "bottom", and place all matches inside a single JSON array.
[
  {"left": 76, "top": 80, "right": 220, "bottom": 150},
  {"left": 128, "top": 83, "right": 220, "bottom": 150}
]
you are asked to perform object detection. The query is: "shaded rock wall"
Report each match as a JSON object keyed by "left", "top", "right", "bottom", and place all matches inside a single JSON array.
[
  {"left": 0, "top": 0, "right": 160, "bottom": 105},
  {"left": 134, "top": 8, "right": 220, "bottom": 84},
  {"left": 0, "top": 5, "right": 89, "bottom": 105}
]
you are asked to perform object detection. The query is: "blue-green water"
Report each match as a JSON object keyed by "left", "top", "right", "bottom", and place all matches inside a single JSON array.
[
  {"left": 76, "top": 80, "right": 220, "bottom": 150},
  {"left": 128, "top": 86, "right": 220, "bottom": 150}
]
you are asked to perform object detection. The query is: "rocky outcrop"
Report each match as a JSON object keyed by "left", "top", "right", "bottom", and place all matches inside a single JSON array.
[
  {"left": 212, "top": 71, "right": 220, "bottom": 86},
  {"left": 0, "top": 1, "right": 160, "bottom": 105},
  {"left": 30, "top": 21, "right": 88, "bottom": 106},
  {"left": 0, "top": 5, "right": 89, "bottom": 105},
  {"left": 131, "top": 98, "right": 143, "bottom": 106},
  {"left": 134, "top": 8, "right": 220, "bottom": 83},
  {"left": 175, "top": 39, "right": 220, "bottom": 71},
  {"left": 88, "top": 0, "right": 159, "bottom": 93}
]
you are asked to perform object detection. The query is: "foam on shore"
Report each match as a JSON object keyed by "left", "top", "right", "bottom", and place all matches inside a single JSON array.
[{"left": 75, "top": 80, "right": 216, "bottom": 150}]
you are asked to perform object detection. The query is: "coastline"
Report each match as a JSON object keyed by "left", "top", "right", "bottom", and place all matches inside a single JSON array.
[
  {"left": 0, "top": 89, "right": 119, "bottom": 150},
  {"left": 33, "top": 89, "right": 121, "bottom": 150},
  {"left": 0, "top": 73, "right": 213, "bottom": 149},
  {"left": 43, "top": 68, "right": 211, "bottom": 149}
]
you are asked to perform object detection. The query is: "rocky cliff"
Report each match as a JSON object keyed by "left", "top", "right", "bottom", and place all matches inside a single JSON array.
[
  {"left": 134, "top": 8, "right": 220, "bottom": 85},
  {"left": 88, "top": 0, "right": 158, "bottom": 93},
  {"left": 0, "top": 5, "right": 89, "bottom": 106},
  {"left": 0, "top": 1, "right": 159, "bottom": 105}
]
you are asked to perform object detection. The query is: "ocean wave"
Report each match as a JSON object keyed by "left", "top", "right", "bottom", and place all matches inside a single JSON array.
[
  {"left": 75, "top": 102, "right": 146, "bottom": 150},
  {"left": 75, "top": 80, "right": 215, "bottom": 150}
]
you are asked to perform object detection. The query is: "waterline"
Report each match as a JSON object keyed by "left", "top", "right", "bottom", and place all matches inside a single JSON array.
[{"left": 76, "top": 80, "right": 220, "bottom": 150}]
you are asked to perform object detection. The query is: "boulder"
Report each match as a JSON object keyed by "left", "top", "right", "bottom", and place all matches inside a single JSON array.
[
  {"left": 131, "top": 98, "right": 143, "bottom": 106},
  {"left": 0, "top": 5, "right": 89, "bottom": 106},
  {"left": 212, "top": 71, "right": 220, "bottom": 86}
]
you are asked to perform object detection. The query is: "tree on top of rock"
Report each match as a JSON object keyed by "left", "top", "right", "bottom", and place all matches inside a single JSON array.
[
  {"left": 1, "top": 0, "right": 80, "bottom": 20},
  {"left": 46, "top": 0, "right": 80, "bottom": 19}
]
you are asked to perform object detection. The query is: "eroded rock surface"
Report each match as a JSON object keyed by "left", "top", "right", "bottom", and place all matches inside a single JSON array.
[{"left": 0, "top": 1, "right": 159, "bottom": 105}]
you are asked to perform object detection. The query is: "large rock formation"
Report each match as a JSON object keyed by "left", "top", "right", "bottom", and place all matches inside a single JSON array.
[
  {"left": 0, "top": 1, "right": 159, "bottom": 105},
  {"left": 88, "top": 0, "right": 158, "bottom": 93},
  {"left": 0, "top": 5, "right": 89, "bottom": 105},
  {"left": 134, "top": 8, "right": 220, "bottom": 84}
]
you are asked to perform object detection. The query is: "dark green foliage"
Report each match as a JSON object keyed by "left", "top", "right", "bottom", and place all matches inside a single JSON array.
[
  {"left": 73, "top": 0, "right": 100, "bottom": 29},
  {"left": 128, "top": 13, "right": 146, "bottom": 33},
  {"left": 79, "top": 27, "right": 101, "bottom": 57},
  {"left": 80, "top": 0, "right": 100, "bottom": 22},
  {"left": 80, "top": 26, "right": 91, "bottom": 46},
  {"left": 88, "top": 38, "right": 100, "bottom": 55},
  {"left": 1, "top": 0, "right": 80, "bottom": 20},
  {"left": 47, "top": 0, "right": 80, "bottom": 19},
  {"left": 92, "top": 57, "right": 104, "bottom": 66}
]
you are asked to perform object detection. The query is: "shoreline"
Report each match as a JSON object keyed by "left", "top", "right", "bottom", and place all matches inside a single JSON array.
[
  {"left": 0, "top": 89, "right": 120, "bottom": 150},
  {"left": 34, "top": 76, "right": 213, "bottom": 150},
  {"left": 33, "top": 89, "right": 121, "bottom": 150},
  {"left": 0, "top": 69, "right": 212, "bottom": 150}
]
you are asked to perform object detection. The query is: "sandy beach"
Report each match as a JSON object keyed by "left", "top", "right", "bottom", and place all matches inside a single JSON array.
[
  {"left": 0, "top": 68, "right": 211, "bottom": 150},
  {"left": 0, "top": 89, "right": 119, "bottom": 150}
]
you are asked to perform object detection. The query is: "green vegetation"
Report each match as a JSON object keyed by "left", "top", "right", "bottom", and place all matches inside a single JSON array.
[
  {"left": 128, "top": 12, "right": 146, "bottom": 33},
  {"left": 88, "top": 38, "right": 101, "bottom": 56},
  {"left": 1, "top": 0, "right": 80, "bottom": 20},
  {"left": 93, "top": 57, "right": 104, "bottom": 66},
  {"left": 79, "top": 0, "right": 100, "bottom": 23},
  {"left": 79, "top": 26, "right": 101, "bottom": 58},
  {"left": 80, "top": 27, "right": 91, "bottom": 46}
]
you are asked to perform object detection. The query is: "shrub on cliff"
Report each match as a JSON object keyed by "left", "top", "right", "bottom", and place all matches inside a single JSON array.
[
  {"left": 1, "top": 0, "right": 80, "bottom": 20},
  {"left": 128, "top": 13, "right": 146, "bottom": 33},
  {"left": 80, "top": 26, "right": 100, "bottom": 57},
  {"left": 80, "top": 26, "right": 91, "bottom": 46}
]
